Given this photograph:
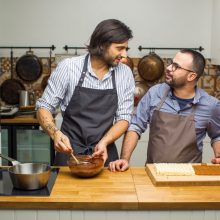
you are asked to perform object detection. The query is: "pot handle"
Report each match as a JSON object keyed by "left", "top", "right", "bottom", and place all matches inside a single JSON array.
[
  {"left": 0, "top": 154, "right": 20, "bottom": 166},
  {"left": 29, "top": 92, "right": 35, "bottom": 105}
]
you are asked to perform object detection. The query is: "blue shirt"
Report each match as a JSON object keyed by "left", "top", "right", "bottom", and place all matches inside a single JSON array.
[
  {"left": 129, "top": 83, "right": 220, "bottom": 152},
  {"left": 36, "top": 54, "right": 135, "bottom": 123},
  {"left": 172, "top": 93, "right": 194, "bottom": 110}
]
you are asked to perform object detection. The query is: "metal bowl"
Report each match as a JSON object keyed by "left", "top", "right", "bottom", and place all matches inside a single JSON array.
[
  {"left": 67, "top": 155, "right": 104, "bottom": 178},
  {"left": 8, "top": 163, "right": 51, "bottom": 190}
]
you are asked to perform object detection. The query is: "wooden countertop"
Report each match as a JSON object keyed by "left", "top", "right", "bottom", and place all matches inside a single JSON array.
[
  {"left": 1, "top": 115, "right": 38, "bottom": 124},
  {"left": 131, "top": 168, "right": 220, "bottom": 210},
  {"left": 1, "top": 167, "right": 220, "bottom": 210}
]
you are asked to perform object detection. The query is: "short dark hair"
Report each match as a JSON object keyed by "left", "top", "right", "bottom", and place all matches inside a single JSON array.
[
  {"left": 87, "top": 19, "right": 133, "bottom": 56},
  {"left": 180, "top": 49, "right": 206, "bottom": 79}
]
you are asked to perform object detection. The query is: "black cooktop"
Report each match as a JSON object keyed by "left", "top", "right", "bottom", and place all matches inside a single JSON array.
[{"left": 0, "top": 168, "right": 59, "bottom": 196}]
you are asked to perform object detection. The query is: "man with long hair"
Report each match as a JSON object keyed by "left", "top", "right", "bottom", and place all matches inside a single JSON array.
[{"left": 36, "top": 19, "right": 134, "bottom": 166}]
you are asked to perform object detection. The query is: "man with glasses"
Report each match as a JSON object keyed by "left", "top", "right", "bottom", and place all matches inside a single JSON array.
[{"left": 109, "top": 49, "right": 220, "bottom": 171}]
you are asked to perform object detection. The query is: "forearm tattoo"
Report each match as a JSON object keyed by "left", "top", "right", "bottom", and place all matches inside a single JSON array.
[{"left": 41, "top": 116, "right": 57, "bottom": 134}]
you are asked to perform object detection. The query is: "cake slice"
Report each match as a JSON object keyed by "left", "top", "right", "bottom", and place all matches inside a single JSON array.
[{"left": 154, "top": 163, "right": 195, "bottom": 176}]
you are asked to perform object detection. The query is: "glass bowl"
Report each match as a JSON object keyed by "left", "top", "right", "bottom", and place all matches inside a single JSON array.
[{"left": 67, "top": 155, "right": 104, "bottom": 178}]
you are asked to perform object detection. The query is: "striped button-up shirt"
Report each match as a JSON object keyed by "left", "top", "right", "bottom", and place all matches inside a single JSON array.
[
  {"left": 36, "top": 54, "right": 135, "bottom": 123},
  {"left": 129, "top": 83, "right": 220, "bottom": 152}
]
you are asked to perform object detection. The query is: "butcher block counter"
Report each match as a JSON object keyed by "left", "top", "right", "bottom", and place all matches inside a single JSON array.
[
  {"left": 1, "top": 167, "right": 220, "bottom": 210},
  {"left": 1, "top": 114, "right": 38, "bottom": 124}
]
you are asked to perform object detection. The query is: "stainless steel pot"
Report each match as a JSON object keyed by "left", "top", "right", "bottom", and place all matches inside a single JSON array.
[
  {"left": 19, "top": 90, "right": 35, "bottom": 107},
  {"left": 0, "top": 154, "right": 51, "bottom": 190}
]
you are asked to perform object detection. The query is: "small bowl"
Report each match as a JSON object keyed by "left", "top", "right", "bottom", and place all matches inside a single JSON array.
[{"left": 67, "top": 155, "right": 104, "bottom": 178}]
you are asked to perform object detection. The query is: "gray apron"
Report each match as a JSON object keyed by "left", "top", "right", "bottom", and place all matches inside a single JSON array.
[
  {"left": 147, "top": 89, "right": 202, "bottom": 163},
  {"left": 54, "top": 54, "right": 119, "bottom": 166}
]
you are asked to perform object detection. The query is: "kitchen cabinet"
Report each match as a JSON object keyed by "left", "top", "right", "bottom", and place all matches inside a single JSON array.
[
  {"left": 1, "top": 115, "right": 55, "bottom": 165},
  {"left": 211, "top": 0, "right": 220, "bottom": 64}
]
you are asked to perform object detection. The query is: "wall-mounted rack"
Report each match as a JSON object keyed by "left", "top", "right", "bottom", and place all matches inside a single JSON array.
[
  {"left": 138, "top": 46, "right": 204, "bottom": 52},
  {"left": 0, "top": 45, "right": 56, "bottom": 79},
  {"left": 63, "top": 45, "right": 87, "bottom": 55},
  {"left": 0, "top": 45, "right": 56, "bottom": 50}
]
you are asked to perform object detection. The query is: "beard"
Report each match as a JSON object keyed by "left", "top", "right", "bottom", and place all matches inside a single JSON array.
[
  {"left": 102, "top": 53, "right": 121, "bottom": 68},
  {"left": 165, "top": 71, "right": 187, "bottom": 88}
]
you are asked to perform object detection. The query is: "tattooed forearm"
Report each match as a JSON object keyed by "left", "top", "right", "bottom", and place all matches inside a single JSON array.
[{"left": 36, "top": 108, "right": 59, "bottom": 138}]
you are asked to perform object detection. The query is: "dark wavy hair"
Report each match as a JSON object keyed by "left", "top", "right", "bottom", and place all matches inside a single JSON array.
[
  {"left": 180, "top": 49, "right": 206, "bottom": 80},
  {"left": 87, "top": 19, "right": 133, "bottom": 57}
]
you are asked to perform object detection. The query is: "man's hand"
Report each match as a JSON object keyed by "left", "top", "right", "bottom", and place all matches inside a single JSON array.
[
  {"left": 212, "top": 141, "right": 220, "bottom": 164},
  {"left": 92, "top": 142, "right": 108, "bottom": 163},
  {"left": 211, "top": 158, "right": 220, "bottom": 164},
  {"left": 108, "top": 159, "right": 129, "bottom": 172},
  {"left": 53, "top": 130, "right": 72, "bottom": 153}
]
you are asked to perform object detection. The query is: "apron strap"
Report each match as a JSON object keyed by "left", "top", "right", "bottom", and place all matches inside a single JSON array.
[
  {"left": 156, "top": 87, "right": 170, "bottom": 110},
  {"left": 111, "top": 70, "right": 116, "bottom": 89},
  {"left": 156, "top": 87, "right": 197, "bottom": 116},
  {"left": 77, "top": 54, "right": 89, "bottom": 87}
]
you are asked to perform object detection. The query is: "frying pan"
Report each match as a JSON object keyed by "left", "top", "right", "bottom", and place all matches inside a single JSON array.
[
  {"left": 16, "top": 51, "right": 42, "bottom": 81},
  {"left": 67, "top": 155, "right": 104, "bottom": 178},
  {"left": 138, "top": 53, "right": 164, "bottom": 82},
  {"left": 0, "top": 79, "right": 25, "bottom": 105},
  {"left": 0, "top": 50, "right": 25, "bottom": 105},
  {"left": 0, "top": 154, "right": 51, "bottom": 190}
]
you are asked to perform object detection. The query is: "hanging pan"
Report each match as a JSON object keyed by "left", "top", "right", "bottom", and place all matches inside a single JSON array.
[
  {"left": 16, "top": 50, "right": 42, "bottom": 81},
  {"left": 0, "top": 50, "right": 25, "bottom": 105},
  {"left": 121, "top": 56, "right": 134, "bottom": 71},
  {"left": 138, "top": 52, "right": 164, "bottom": 82}
]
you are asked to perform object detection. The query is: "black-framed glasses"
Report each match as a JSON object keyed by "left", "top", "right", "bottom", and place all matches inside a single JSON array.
[{"left": 168, "top": 61, "right": 194, "bottom": 73}]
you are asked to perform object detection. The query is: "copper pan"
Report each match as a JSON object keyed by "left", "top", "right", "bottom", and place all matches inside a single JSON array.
[
  {"left": 138, "top": 53, "right": 164, "bottom": 82},
  {"left": 121, "top": 56, "right": 134, "bottom": 71}
]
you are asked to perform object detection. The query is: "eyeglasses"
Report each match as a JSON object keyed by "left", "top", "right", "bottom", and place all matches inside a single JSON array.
[{"left": 168, "top": 61, "right": 194, "bottom": 73}]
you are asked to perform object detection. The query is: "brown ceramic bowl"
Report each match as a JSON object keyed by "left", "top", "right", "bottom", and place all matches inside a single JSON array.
[{"left": 67, "top": 155, "right": 104, "bottom": 178}]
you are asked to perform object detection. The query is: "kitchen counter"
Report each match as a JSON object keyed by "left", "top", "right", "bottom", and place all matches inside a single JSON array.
[
  {"left": 1, "top": 167, "right": 220, "bottom": 210},
  {"left": 1, "top": 115, "right": 38, "bottom": 124}
]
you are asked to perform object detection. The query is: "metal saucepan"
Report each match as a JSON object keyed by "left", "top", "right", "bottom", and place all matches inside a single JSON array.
[
  {"left": 0, "top": 154, "right": 51, "bottom": 190},
  {"left": 138, "top": 52, "right": 164, "bottom": 82},
  {"left": 16, "top": 51, "right": 42, "bottom": 81},
  {"left": 67, "top": 155, "right": 104, "bottom": 178}
]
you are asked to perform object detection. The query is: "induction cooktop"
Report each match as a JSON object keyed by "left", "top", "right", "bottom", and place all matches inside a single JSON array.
[{"left": 0, "top": 168, "right": 59, "bottom": 196}]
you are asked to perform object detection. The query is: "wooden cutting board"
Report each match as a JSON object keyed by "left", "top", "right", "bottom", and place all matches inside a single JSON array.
[{"left": 146, "top": 164, "right": 220, "bottom": 186}]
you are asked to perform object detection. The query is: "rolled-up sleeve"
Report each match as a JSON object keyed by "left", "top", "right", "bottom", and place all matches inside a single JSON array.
[
  {"left": 36, "top": 59, "right": 70, "bottom": 114},
  {"left": 115, "top": 66, "right": 135, "bottom": 123},
  {"left": 128, "top": 91, "right": 151, "bottom": 136},
  {"left": 208, "top": 101, "right": 220, "bottom": 144}
]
